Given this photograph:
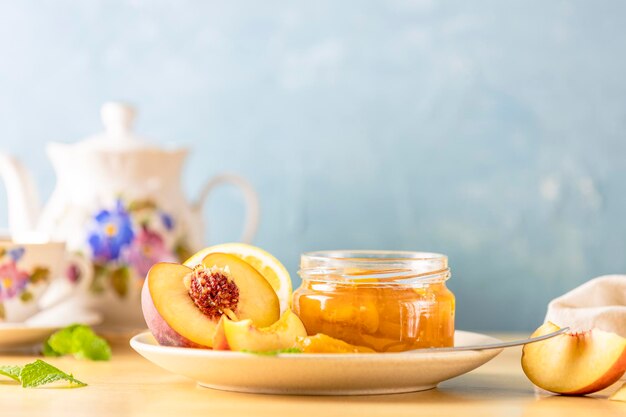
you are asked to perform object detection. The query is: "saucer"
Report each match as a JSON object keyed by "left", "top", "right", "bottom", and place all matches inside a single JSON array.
[
  {"left": 131, "top": 330, "right": 503, "bottom": 395},
  {"left": 0, "top": 304, "right": 102, "bottom": 350}
]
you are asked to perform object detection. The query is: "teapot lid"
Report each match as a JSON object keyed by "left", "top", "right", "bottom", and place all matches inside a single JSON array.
[{"left": 75, "top": 102, "right": 161, "bottom": 151}]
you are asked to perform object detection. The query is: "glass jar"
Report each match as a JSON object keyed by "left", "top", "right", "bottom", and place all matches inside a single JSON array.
[{"left": 293, "top": 251, "right": 455, "bottom": 352}]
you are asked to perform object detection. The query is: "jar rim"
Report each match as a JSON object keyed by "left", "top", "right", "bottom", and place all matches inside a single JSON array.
[{"left": 299, "top": 250, "right": 450, "bottom": 284}]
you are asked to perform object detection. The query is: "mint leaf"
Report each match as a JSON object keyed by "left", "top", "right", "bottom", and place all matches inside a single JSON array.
[
  {"left": 42, "top": 340, "right": 61, "bottom": 357},
  {"left": 0, "top": 361, "right": 86, "bottom": 388},
  {"left": 0, "top": 365, "right": 22, "bottom": 382},
  {"left": 20, "top": 360, "right": 86, "bottom": 388},
  {"left": 43, "top": 324, "right": 111, "bottom": 361},
  {"left": 241, "top": 347, "right": 302, "bottom": 356},
  {"left": 66, "top": 325, "right": 111, "bottom": 361},
  {"left": 44, "top": 325, "right": 77, "bottom": 354}
]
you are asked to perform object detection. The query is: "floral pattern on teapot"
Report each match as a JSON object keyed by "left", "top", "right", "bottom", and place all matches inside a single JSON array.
[
  {"left": 0, "top": 247, "right": 50, "bottom": 320},
  {"left": 85, "top": 198, "right": 191, "bottom": 298}
]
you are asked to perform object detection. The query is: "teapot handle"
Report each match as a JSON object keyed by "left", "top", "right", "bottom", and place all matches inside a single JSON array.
[{"left": 193, "top": 174, "right": 260, "bottom": 244}]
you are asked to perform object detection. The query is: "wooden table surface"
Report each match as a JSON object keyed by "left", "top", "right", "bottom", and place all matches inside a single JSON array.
[{"left": 0, "top": 332, "right": 624, "bottom": 417}]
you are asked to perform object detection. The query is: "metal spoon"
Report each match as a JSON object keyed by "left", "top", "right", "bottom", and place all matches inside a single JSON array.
[{"left": 409, "top": 327, "right": 570, "bottom": 353}]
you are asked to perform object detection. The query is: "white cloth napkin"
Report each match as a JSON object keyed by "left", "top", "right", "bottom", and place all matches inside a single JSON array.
[{"left": 545, "top": 275, "right": 626, "bottom": 337}]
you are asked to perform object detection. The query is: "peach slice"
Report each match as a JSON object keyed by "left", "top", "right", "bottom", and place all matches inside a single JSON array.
[
  {"left": 521, "top": 322, "right": 626, "bottom": 395},
  {"left": 218, "top": 309, "right": 307, "bottom": 352},
  {"left": 296, "top": 333, "right": 376, "bottom": 353},
  {"left": 212, "top": 316, "right": 230, "bottom": 350},
  {"left": 142, "top": 253, "right": 280, "bottom": 348}
]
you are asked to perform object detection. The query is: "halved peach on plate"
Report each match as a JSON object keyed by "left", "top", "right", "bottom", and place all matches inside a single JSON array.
[{"left": 142, "top": 253, "right": 280, "bottom": 348}]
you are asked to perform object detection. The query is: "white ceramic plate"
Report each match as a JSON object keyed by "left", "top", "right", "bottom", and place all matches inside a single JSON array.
[
  {"left": 0, "top": 308, "right": 102, "bottom": 350},
  {"left": 130, "top": 330, "right": 503, "bottom": 395}
]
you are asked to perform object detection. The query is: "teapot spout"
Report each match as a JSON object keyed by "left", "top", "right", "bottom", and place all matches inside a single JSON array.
[{"left": 0, "top": 152, "right": 41, "bottom": 238}]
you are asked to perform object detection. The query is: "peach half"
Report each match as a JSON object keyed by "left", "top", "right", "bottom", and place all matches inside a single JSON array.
[
  {"left": 142, "top": 253, "right": 280, "bottom": 348},
  {"left": 214, "top": 309, "right": 307, "bottom": 351},
  {"left": 521, "top": 322, "right": 626, "bottom": 395}
]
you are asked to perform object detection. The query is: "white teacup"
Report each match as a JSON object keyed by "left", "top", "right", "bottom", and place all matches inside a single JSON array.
[{"left": 0, "top": 238, "right": 90, "bottom": 323}]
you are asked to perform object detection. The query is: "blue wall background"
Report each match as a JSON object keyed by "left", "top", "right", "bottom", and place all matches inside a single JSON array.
[{"left": 1, "top": 1, "right": 625, "bottom": 331}]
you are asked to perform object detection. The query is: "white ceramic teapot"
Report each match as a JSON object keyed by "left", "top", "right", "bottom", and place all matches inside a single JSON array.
[{"left": 0, "top": 102, "right": 259, "bottom": 327}]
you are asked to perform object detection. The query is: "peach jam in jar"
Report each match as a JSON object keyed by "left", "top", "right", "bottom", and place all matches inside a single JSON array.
[{"left": 293, "top": 251, "right": 455, "bottom": 352}]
